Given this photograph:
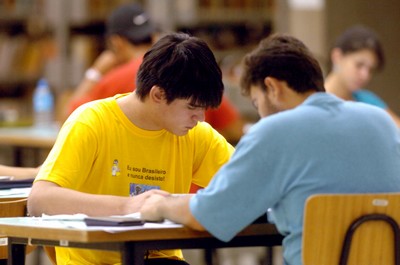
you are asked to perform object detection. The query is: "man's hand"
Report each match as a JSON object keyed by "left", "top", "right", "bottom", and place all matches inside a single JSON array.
[
  {"left": 125, "top": 190, "right": 170, "bottom": 216},
  {"left": 140, "top": 193, "right": 168, "bottom": 222},
  {"left": 140, "top": 193, "right": 204, "bottom": 231}
]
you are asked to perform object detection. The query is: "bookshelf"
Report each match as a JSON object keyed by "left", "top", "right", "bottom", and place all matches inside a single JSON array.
[
  {"left": 0, "top": 2, "right": 48, "bottom": 92},
  {"left": 0, "top": 0, "right": 129, "bottom": 125},
  {"left": 150, "top": 0, "right": 272, "bottom": 121},
  {"left": 147, "top": 0, "right": 273, "bottom": 61},
  {"left": 0, "top": 0, "right": 51, "bottom": 126},
  {"left": 0, "top": 0, "right": 270, "bottom": 125}
]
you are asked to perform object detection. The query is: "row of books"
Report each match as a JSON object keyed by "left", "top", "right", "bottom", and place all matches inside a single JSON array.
[
  {"left": 0, "top": 34, "right": 47, "bottom": 81},
  {"left": 0, "top": 33, "right": 100, "bottom": 87},
  {"left": 0, "top": 0, "right": 129, "bottom": 19},
  {"left": 0, "top": 0, "right": 41, "bottom": 15},
  {"left": 68, "top": 0, "right": 132, "bottom": 22},
  {"left": 199, "top": 0, "right": 273, "bottom": 9}
]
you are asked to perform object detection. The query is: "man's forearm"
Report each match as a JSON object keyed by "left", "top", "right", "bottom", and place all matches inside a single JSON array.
[
  {"left": 28, "top": 182, "right": 131, "bottom": 217},
  {"left": 0, "top": 165, "right": 39, "bottom": 179},
  {"left": 28, "top": 181, "right": 168, "bottom": 217}
]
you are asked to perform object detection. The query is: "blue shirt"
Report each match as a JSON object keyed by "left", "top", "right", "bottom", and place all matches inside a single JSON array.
[
  {"left": 190, "top": 93, "right": 400, "bottom": 265},
  {"left": 352, "top": 89, "right": 387, "bottom": 109}
]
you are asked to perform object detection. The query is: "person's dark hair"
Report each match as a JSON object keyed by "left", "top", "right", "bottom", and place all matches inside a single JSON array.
[
  {"left": 136, "top": 32, "right": 224, "bottom": 108},
  {"left": 240, "top": 33, "right": 325, "bottom": 96},
  {"left": 332, "top": 25, "right": 385, "bottom": 71}
]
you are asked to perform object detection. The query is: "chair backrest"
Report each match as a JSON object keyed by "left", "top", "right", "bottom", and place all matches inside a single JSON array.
[
  {"left": 0, "top": 197, "right": 34, "bottom": 259},
  {"left": 0, "top": 197, "right": 27, "bottom": 217},
  {"left": 302, "top": 193, "right": 400, "bottom": 265}
]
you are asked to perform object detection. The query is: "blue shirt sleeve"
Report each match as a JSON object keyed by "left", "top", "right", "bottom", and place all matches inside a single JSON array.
[{"left": 352, "top": 90, "right": 388, "bottom": 109}]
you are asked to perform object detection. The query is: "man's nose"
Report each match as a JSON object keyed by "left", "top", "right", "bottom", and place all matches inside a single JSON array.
[
  {"left": 193, "top": 109, "right": 205, "bottom": 122},
  {"left": 360, "top": 66, "right": 372, "bottom": 81}
]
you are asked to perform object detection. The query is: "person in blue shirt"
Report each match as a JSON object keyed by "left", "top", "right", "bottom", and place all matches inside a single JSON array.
[
  {"left": 325, "top": 25, "right": 400, "bottom": 126},
  {"left": 139, "top": 33, "right": 400, "bottom": 265}
]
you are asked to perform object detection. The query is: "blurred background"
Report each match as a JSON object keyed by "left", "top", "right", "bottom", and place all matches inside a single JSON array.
[
  {"left": 1, "top": 0, "right": 399, "bottom": 130},
  {"left": 0, "top": 0, "right": 399, "bottom": 264}
]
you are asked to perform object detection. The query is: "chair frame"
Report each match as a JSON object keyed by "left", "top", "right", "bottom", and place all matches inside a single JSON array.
[{"left": 339, "top": 213, "right": 400, "bottom": 265}]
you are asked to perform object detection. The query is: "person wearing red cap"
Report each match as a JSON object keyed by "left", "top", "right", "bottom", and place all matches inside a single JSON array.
[
  {"left": 65, "top": 3, "right": 244, "bottom": 144},
  {"left": 65, "top": 3, "right": 155, "bottom": 119}
]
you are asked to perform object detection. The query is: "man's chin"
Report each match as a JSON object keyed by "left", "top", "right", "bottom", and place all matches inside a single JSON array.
[
  {"left": 349, "top": 84, "right": 363, "bottom": 92},
  {"left": 173, "top": 128, "right": 191, "bottom": 136}
]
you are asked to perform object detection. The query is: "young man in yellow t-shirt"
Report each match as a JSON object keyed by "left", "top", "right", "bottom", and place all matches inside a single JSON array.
[{"left": 28, "top": 32, "right": 235, "bottom": 265}]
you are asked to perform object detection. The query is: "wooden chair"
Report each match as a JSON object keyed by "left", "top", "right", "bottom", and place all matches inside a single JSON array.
[
  {"left": 43, "top": 246, "right": 57, "bottom": 265},
  {"left": 0, "top": 198, "right": 36, "bottom": 259},
  {"left": 0, "top": 197, "right": 57, "bottom": 265},
  {"left": 302, "top": 193, "right": 400, "bottom": 265}
]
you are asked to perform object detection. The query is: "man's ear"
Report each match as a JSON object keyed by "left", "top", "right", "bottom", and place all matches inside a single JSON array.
[
  {"left": 331, "top": 48, "right": 343, "bottom": 65},
  {"left": 149, "top": 86, "right": 166, "bottom": 103},
  {"left": 264, "top": 77, "right": 283, "bottom": 100}
]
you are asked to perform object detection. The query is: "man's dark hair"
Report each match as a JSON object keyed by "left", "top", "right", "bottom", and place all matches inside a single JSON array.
[
  {"left": 332, "top": 25, "right": 385, "bottom": 71},
  {"left": 240, "top": 34, "right": 325, "bottom": 96},
  {"left": 136, "top": 32, "right": 224, "bottom": 108}
]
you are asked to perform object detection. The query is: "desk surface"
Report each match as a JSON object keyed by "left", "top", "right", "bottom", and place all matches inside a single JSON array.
[
  {"left": 0, "top": 125, "right": 59, "bottom": 148},
  {"left": 0, "top": 217, "right": 283, "bottom": 265},
  {"left": 0, "top": 217, "right": 279, "bottom": 244}
]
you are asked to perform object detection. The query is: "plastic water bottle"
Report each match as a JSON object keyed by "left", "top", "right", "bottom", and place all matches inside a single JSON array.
[{"left": 32, "top": 78, "right": 54, "bottom": 127}]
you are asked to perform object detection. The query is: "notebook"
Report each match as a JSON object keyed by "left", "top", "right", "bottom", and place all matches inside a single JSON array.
[
  {"left": 0, "top": 178, "right": 34, "bottom": 190},
  {"left": 84, "top": 216, "right": 144, "bottom": 227}
]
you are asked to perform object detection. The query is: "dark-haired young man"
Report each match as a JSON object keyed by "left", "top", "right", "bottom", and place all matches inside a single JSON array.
[
  {"left": 64, "top": 3, "right": 245, "bottom": 144},
  {"left": 28, "top": 33, "right": 234, "bottom": 265},
  {"left": 140, "top": 34, "right": 400, "bottom": 265}
]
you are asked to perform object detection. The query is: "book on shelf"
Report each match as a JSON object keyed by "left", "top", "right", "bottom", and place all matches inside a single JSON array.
[{"left": 0, "top": 34, "right": 51, "bottom": 82}]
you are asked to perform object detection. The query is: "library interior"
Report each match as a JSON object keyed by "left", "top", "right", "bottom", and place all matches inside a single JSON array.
[{"left": 1, "top": 0, "right": 400, "bottom": 265}]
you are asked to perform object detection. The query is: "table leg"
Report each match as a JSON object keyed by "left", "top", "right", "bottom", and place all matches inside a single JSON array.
[
  {"left": 204, "top": 248, "right": 218, "bottom": 265},
  {"left": 7, "top": 238, "right": 25, "bottom": 265},
  {"left": 122, "top": 242, "right": 145, "bottom": 265},
  {"left": 13, "top": 147, "right": 22, "bottom": 167},
  {"left": 264, "top": 247, "right": 273, "bottom": 265}
]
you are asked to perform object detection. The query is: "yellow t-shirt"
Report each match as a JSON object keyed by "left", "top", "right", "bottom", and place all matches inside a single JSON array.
[{"left": 36, "top": 94, "right": 234, "bottom": 265}]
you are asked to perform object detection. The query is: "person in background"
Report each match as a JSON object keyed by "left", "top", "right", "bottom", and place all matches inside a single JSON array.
[
  {"left": 28, "top": 32, "right": 234, "bottom": 265},
  {"left": 139, "top": 34, "right": 400, "bottom": 265},
  {"left": 65, "top": 3, "right": 155, "bottom": 115},
  {"left": 0, "top": 164, "right": 39, "bottom": 179},
  {"left": 65, "top": 3, "right": 244, "bottom": 144},
  {"left": 324, "top": 25, "right": 400, "bottom": 127}
]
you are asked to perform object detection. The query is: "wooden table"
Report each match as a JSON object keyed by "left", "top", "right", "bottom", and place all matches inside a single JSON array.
[
  {"left": 0, "top": 217, "right": 283, "bottom": 265},
  {"left": 0, "top": 126, "right": 59, "bottom": 166}
]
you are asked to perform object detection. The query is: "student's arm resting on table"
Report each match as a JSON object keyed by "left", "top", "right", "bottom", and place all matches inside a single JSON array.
[
  {"left": 27, "top": 180, "right": 169, "bottom": 217},
  {"left": 0, "top": 164, "right": 40, "bottom": 180},
  {"left": 140, "top": 193, "right": 205, "bottom": 231}
]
